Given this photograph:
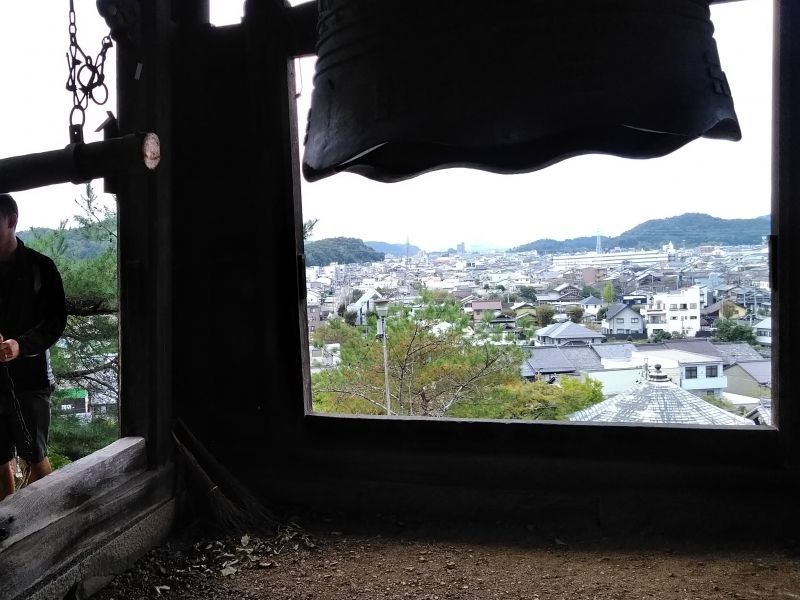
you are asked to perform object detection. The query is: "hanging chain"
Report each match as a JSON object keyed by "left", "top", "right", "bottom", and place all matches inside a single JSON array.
[{"left": 66, "top": 0, "right": 113, "bottom": 142}]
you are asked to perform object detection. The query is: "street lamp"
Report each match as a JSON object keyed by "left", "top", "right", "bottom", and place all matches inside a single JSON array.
[{"left": 374, "top": 298, "right": 391, "bottom": 416}]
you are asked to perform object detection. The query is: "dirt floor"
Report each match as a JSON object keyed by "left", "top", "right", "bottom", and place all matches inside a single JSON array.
[{"left": 92, "top": 514, "right": 800, "bottom": 600}]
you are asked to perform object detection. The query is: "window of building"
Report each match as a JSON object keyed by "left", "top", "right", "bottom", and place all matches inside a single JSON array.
[
  {"left": 680, "top": 304, "right": 688, "bottom": 310},
  {"left": 631, "top": 318, "right": 639, "bottom": 323},
  {"left": 616, "top": 318, "right": 624, "bottom": 323},
  {"left": 706, "top": 365, "right": 718, "bottom": 378},
  {"left": 685, "top": 367, "right": 698, "bottom": 379},
  {"left": 690, "top": 303, "right": 698, "bottom": 309},
  {"left": 670, "top": 304, "right": 678, "bottom": 310}
]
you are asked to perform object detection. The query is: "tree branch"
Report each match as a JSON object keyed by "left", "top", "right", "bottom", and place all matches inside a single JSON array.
[
  {"left": 57, "top": 357, "right": 118, "bottom": 379},
  {"left": 66, "top": 297, "right": 118, "bottom": 316}
]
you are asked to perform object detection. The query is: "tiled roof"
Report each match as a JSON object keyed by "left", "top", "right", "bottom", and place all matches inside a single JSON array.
[
  {"left": 735, "top": 360, "right": 772, "bottom": 386},
  {"left": 754, "top": 317, "right": 771, "bottom": 330},
  {"left": 569, "top": 378, "right": 754, "bottom": 426},
  {"left": 592, "top": 343, "right": 637, "bottom": 360},
  {"left": 745, "top": 400, "right": 772, "bottom": 426},
  {"left": 604, "top": 303, "right": 629, "bottom": 320},
  {"left": 560, "top": 347, "right": 603, "bottom": 371},
  {"left": 472, "top": 300, "right": 503, "bottom": 309},
  {"left": 580, "top": 295, "right": 603, "bottom": 306},
  {"left": 712, "top": 342, "right": 764, "bottom": 365},
  {"left": 520, "top": 347, "right": 577, "bottom": 377},
  {"left": 661, "top": 339, "right": 725, "bottom": 362},
  {"left": 536, "top": 322, "right": 605, "bottom": 339}
]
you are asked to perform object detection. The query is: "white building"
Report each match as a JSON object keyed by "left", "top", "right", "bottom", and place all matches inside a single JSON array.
[
  {"left": 601, "top": 303, "right": 644, "bottom": 336},
  {"left": 754, "top": 317, "right": 772, "bottom": 346},
  {"left": 641, "top": 286, "right": 702, "bottom": 338},
  {"left": 550, "top": 249, "right": 669, "bottom": 268}
]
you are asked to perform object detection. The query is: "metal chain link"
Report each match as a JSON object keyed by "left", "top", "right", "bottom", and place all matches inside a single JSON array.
[{"left": 65, "top": 0, "right": 113, "bottom": 135}]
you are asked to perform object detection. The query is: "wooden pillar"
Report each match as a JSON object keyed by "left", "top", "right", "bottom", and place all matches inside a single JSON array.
[
  {"left": 774, "top": 0, "right": 800, "bottom": 464},
  {"left": 115, "top": 2, "right": 173, "bottom": 466}
]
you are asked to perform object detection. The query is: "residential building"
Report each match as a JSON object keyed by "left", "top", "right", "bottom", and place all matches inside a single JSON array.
[
  {"left": 307, "top": 303, "right": 321, "bottom": 333},
  {"left": 641, "top": 285, "right": 702, "bottom": 337},
  {"left": 754, "top": 317, "right": 772, "bottom": 346},
  {"left": 634, "top": 349, "right": 727, "bottom": 397},
  {"left": 520, "top": 346, "right": 602, "bottom": 381},
  {"left": 580, "top": 295, "right": 604, "bottom": 318},
  {"left": 725, "top": 359, "right": 772, "bottom": 399},
  {"left": 601, "top": 303, "right": 644, "bottom": 336},
  {"left": 534, "top": 321, "right": 606, "bottom": 346}
]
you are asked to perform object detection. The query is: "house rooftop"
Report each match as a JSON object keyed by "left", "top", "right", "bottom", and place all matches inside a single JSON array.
[
  {"left": 536, "top": 321, "right": 605, "bottom": 339},
  {"left": 734, "top": 359, "right": 772, "bottom": 386},
  {"left": 569, "top": 369, "right": 754, "bottom": 426}
]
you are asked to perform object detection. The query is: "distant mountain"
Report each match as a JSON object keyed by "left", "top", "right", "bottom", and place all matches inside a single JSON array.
[
  {"left": 510, "top": 213, "right": 770, "bottom": 253},
  {"left": 305, "top": 237, "right": 385, "bottom": 266},
  {"left": 365, "top": 241, "right": 421, "bottom": 257}
]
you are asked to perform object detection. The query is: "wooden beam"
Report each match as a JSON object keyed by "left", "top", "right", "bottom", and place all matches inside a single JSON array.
[
  {"left": 3, "top": 466, "right": 175, "bottom": 600},
  {"left": 0, "top": 437, "right": 146, "bottom": 546},
  {"left": 0, "top": 438, "right": 179, "bottom": 600},
  {"left": 0, "top": 134, "right": 159, "bottom": 194}
]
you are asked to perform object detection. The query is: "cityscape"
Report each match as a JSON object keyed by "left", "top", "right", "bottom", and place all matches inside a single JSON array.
[{"left": 305, "top": 236, "right": 771, "bottom": 425}]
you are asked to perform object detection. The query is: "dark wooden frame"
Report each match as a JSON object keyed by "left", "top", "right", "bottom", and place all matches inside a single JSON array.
[{"left": 251, "top": 0, "right": 799, "bottom": 515}]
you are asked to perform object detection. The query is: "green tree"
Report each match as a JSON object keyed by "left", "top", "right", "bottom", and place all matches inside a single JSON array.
[
  {"left": 302, "top": 218, "right": 318, "bottom": 240},
  {"left": 27, "top": 185, "right": 119, "bottom": 406},
  {"left": 23, "top": 184, "right": 120, "bottom": 466},
  {"left": 343, "top": 310, "right": 358, "bottom": 326},
  {"left": 721, "top": 300, "right": 738, "bottom": 319},
  {"left": 311, "top": 318, "right": 360, "bottom": 347},
  {"left": 518, "top": 286, "right": 538, "bottom": 303},
  {"left": 650, "top": 330, "right": 673, "bottom": 343},
  {"left": 713, "top": 318, "right": 756, "bottom": 344},
  {"left": 566, "top": 305, "right": 585, "bottom": 323},
  {"left": 596, "top": 306, "right": 608, "bottom": 321},
  {"left": 312, "top": 303, "right": 524, "bottom": 417},
  {"left": 581, "top": 285, "right": 601, "bottom": 299},
  {"left": 535, "top": 305, "right": 555, "bottom": 327},
  {"left": 449, "top": 377, "right": 603, "bottom": 421},
  {"left": 416, "top": 290, "right": 469, "bottom": 328},
  {"left": 49, "top": 415, "right": 118, "bottom": 463},
  {"left": 602, "top": 282, "right": 616, "bottom": 303}
]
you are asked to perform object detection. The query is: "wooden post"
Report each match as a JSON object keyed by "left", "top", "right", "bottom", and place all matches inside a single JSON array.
[{"left": 115, "top": 2, "right": 173, "bottom": 466}]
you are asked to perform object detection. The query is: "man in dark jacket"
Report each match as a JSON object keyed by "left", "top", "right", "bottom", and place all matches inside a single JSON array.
[{"left": 0, "top": 194, "right": 67, "bottom": 501}]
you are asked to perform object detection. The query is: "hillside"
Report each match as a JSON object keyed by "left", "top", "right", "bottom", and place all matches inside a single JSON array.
[
  {"left": 19, "top": 226, "right": 113, "bottom": 260},
  {"left": 511, "top": 213, "right": 770, "bottom": 253},
  {"left": 305, "top": 237, "right": 385, "bottom": 266},
  {"left": 365, "top": 241, "right": 421, "bottom": 257}
]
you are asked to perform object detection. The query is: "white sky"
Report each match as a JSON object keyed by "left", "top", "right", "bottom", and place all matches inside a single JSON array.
[{"left": 1, "top": 2, "right": 772, "bottom": 251}]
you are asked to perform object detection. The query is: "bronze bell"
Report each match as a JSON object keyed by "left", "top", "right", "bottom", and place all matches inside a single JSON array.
[{"left": 302, "top": 0, "right": 741, "bottom": 183}]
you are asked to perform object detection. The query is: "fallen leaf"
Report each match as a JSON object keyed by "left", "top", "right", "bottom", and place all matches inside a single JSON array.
[{"left": 221, "top": 566, "right": 238, "bottom": 577}]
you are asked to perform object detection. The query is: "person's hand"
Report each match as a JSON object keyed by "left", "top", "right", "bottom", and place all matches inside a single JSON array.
[{"left": 0, "top": 339, "right": 19, "bottom": 362}]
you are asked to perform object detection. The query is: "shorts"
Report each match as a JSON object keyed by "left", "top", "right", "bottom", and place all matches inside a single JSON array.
[{"left": 0, "top": 387, "right": 53, "bottom": 464}]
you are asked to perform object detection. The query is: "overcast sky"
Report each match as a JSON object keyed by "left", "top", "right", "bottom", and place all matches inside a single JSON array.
[{"left": 1, "top": 1, "right": 772, "bottom": 251}]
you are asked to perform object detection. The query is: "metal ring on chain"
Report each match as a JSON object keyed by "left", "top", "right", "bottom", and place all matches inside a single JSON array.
[{"left": 69, "top": 105, "right": 86, "bottom": 128}]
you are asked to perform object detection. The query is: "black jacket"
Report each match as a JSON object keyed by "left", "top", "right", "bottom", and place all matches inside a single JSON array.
[{"left": 0, "top": 239, "right": 67, "bottom": 391}]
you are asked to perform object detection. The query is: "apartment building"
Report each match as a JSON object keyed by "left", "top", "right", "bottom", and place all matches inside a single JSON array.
[{"left": 641, "top": 285, "right": 702, "bottom": 338}]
